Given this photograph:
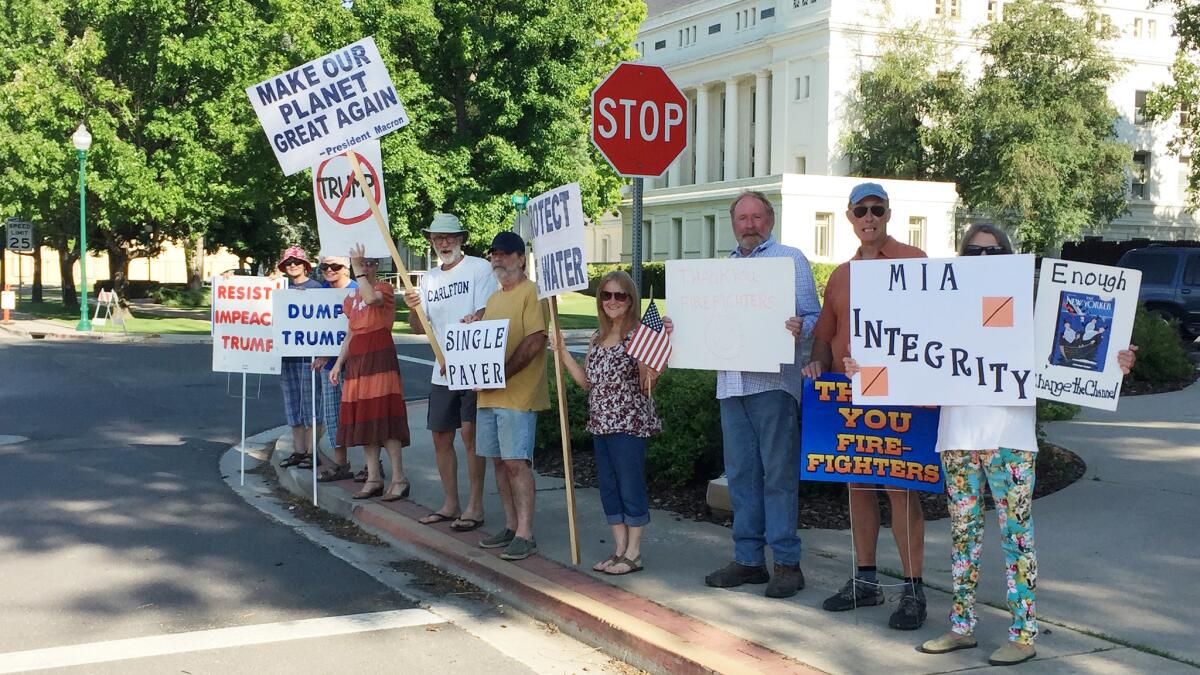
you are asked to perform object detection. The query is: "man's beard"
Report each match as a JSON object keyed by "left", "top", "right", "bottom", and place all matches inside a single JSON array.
[{"left": 437, "top": 247, "right": 463, "bottom": 266}]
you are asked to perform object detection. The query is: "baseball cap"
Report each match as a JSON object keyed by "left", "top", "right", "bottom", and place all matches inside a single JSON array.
[
  {"left": 848, "top": 182, "right": 889, "bottom": 205},
  {"left": 489, "top": 231, "right": 526, "bottom": 255}
]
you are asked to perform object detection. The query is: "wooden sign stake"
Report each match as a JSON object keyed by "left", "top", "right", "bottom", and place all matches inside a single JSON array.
[
  {"left": 548, "top": 295, "right": 581, "bottom": 565},
  {"left": 344, "top": 150, "right": 445, "bottom": 369}
]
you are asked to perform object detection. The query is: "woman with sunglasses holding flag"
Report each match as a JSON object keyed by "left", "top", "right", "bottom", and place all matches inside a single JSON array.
[{"left": 551, "top": 270, "right": 660, "bottom": 576}]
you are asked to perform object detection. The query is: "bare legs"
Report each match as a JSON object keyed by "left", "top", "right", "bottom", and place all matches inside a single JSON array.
[
  {"left": 849, "top": 484, "right": 925, "bottom": 577},
  {"left": 494, "top": 458, "right": 535, "bottom": 540}
]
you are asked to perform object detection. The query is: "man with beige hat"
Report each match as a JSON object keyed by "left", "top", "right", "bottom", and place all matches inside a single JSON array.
[{"left": 404, "top": 213, "right": 498, "bottom": 531}]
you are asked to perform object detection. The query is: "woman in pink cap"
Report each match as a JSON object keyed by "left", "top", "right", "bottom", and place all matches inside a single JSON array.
[{"left": 276, "top": 245, "right": 325, "bottom": 469}]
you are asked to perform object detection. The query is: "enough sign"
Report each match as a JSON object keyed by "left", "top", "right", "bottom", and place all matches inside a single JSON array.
[{"left": 591, "top": 63, "right": 689, "bottom": 178}]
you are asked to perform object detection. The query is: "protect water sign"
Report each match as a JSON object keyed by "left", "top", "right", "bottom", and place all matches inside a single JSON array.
[
  {"left": 312, "top": 139, "right": 391, "bottom": 258},
  {"left": 247, "top": 37, "right": 409, "bottom": 176},
  {"left": 528, "top": 183, "right": 589, "bottom": 299}
]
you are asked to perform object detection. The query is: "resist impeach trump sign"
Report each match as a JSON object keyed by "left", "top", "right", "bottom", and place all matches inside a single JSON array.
[
  {"left": 247, "top": 37, "right": 409, "bottom": 176},
  {"left": 212, "top": 276, "right": 284, "bottom": 374},
  {"left": 849, "top": 255, "right": 1036, "bottom": 406}
]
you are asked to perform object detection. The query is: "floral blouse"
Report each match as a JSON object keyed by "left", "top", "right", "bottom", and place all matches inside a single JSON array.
[{"left": 585, "top": 331, "right": 662, "bottom": 437}]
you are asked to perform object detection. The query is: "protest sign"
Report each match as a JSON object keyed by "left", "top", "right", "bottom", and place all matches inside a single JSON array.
[
  {"left": 1033, "top": 259, "right": 1141, "bottom": 411},
  {"left": 528, "top": 183, "right": 588, "bottom": 299},
  {"left": 212, "top": 276, "right": 283, "bottom": 374},
  {"left": 272, "top": 288, "right": 355, "bottom": 358},
  {"left": 441, "top": 320, "right": 509, "bottom": 391},
  {"left": 801, "top": 375, "right": 943, "bottom": 494},
  {"left": 313, "top": 139, "right": 391, "bottom": 258},
  {"left": 664, "top": 258, "right": 795, "bottom": 372},
  {"left": 849, "top": 254, "right": 1035, "bottom": 406},
  {"left": 246, "top": 37, "right": 409, "bottom": 176}
]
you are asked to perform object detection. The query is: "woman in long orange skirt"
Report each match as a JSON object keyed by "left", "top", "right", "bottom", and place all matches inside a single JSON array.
[{"left": 330, "top": 243, "right": 411, "bottom": 501}]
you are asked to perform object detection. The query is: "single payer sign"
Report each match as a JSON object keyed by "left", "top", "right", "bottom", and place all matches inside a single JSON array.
[
  {"left": 849, "top": 255, "right": 1036, "bottom": 406},
  {"left": 212, "top": 276, "right": 284, "bottom": 374},
  {"left": 313, "top": 139, "right": 391, "bottom": 258},
  {"left": 247, "top": 36, "right": 409, "bottom": 176}
]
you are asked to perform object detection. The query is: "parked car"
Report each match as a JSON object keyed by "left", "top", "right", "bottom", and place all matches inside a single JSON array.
[{"left": 1116, "top": 246, "right": 1200, "bottom": 339}]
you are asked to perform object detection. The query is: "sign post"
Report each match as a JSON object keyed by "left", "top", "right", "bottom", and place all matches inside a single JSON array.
[{"left": 591, "top": 63, "right": 688, "bottom": 295}]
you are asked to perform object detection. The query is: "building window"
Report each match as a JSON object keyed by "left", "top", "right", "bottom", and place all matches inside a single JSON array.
[
  {"left": 704, "top": 215, "right": 717, "bottom": 257},
  {"left": 643, "top": 220, "right": 654, "bottom": 261},
  {"left": 795, "top": 156, "right": 807, "bottom": 173},
  {"left": 794, "top": 75, "right": 810, "bottom": 100},
  {"left": 987, "top": 0, "right": 1001, "bottom": 21},
  {"left": 708, "top": 23, "right": 721, "bottom": 34},
  {"left": 1135, "top": 90, "right": 1149, "bottom": 125},
  {"left": 678, "top": 26, "right": 697, "bottom": 47},
  {"left": 671, "top": 217, "right": 683, "bottom": 258},
  {"left": 761, "top": 7, "right": 775, "bottom": 18},
  {"left": 1180, "top": 155, "right": 1192, "bottom": 191},
  {"left": 1149, "top": 19, "right": 1157, "bottom": 39},
  {"left": 601, "top": 236, "right": 611, "bottom": 262},
  {"left": 1132, "top": 151, "right": 1150, "bottom": 199},
  {"left": 935, "top": 0, "right": 959, "bottom": 18},
  {"left": 1133, "top": 18, "right": 1143, "bottom": 38},
  {"left": 814, "top": 213, "right": 832, "bottom": 258},
  {"left": 908, "top": 217, "right": 927, "bottom": 250},
  {"left": 654, "top": 39, "right": 666, "bottom": 50},
  {"left": 1181, "top": 101, "right": 1193, "bottom": 128}
]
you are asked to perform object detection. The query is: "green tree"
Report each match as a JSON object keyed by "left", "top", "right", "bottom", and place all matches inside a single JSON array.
[{"left": 1145, "top": 0, "right": 1200, "bottom": 210}]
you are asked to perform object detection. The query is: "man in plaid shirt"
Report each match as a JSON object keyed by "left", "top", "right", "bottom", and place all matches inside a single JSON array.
[{"left": 665, "top": 190, "right": 820, "bottom": 599}]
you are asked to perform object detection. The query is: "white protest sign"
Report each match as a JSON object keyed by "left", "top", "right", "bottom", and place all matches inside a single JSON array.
[
  {"left": 1033, "top": 259, "right": 1141, "bottom": 411},
  {"left": 246, "top": 36, "right": 409, "bottom": 176},
  {"left": 849, "top": 255, "right": 1035, "bottom": 406},
  {"left": 312, "top": 139, "right": 391, "bottom": 258},
  {"left": 665, "top": 258, "right": 795, "bottom": 372},
  {"left": 441, "top": 320, "right": 509, "bottom": 391},
  {"left": 528, "top": 183, "right": 589, "bottom": 299},
  {"left": 212, "top": 276, "right": 284, "bottom": 374},
  {"left": 272, "top": 288, "right": 355, "bottom": 357}
]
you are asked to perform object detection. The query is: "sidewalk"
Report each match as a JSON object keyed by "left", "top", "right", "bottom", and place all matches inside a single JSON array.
[{"left": 251, "top": 397, "right": 1197, "bottom": 674}]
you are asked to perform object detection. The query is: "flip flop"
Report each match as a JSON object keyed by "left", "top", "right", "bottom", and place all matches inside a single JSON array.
[
  {"left": 450, "top": 517, "right": 484, "bottom": 532},
  {"left": 419, "top": 512, "right": 460, "bottom": 525}
]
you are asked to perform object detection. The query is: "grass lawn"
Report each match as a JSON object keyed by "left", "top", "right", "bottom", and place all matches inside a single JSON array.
[{"left": 553, "top": 292, "right": 653, "bottom": 330}]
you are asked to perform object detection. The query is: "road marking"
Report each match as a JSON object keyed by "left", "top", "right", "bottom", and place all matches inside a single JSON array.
[
  {"left": 0, "top": 609, "right": 444, "bottom": 673},
  {"left": 396, "top": 354, "right": 436, "bottom": 366}
]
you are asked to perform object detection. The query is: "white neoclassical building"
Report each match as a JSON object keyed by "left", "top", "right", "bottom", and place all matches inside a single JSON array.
[{"left": 609, "top": 0, "right": 1197, "bottom": 265}]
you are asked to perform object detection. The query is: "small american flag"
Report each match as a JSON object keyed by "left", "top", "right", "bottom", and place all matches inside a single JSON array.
[{"left": 626, "top": 299, "right": 672, "bottom": 372}]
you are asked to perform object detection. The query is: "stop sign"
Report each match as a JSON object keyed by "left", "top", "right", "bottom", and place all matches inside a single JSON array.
[{"left": 591, "top": 63, "right": 689, "bottom": 178}]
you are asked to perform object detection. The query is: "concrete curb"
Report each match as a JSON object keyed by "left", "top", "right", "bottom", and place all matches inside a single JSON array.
[{"left": 267, "top": 434, "right": 823, "bottom": 675}]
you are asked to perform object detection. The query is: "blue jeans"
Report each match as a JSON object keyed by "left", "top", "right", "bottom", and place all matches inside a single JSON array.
[
  {"left": 594, "top": 433, "right": 650, "bottom": 527},
  {"left": 720, "top": 390, "right": 801, "bottom": 567}
]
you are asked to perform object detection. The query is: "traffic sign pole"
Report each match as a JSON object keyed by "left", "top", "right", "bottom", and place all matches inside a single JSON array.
[{"left": 631, "top": 178, "right": 643, "bottom": 294}]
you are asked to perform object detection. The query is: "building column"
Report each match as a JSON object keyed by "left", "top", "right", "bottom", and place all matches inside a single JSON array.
[
  {"left": 770, "top": 61, "right": 790, "bottom": 175},
  {"left": 667, "top": 158, "right": 681, "bottom": 187},
  {"left": 724, "top": 77, "right": 740, "bottom": 181},
  {"left": 754, "top": 70, "right": 771, "bottom": 177},
  {"left": 695, "top": 85, "right": 710, "bottom": 184}
]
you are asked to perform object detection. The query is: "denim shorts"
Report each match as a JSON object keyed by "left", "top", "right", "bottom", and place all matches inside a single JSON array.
[{"left": 475, "top": 407, "right": 537, "bottom": 461}]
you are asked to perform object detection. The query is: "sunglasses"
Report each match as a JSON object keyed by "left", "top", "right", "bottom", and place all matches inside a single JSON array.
[
  {"left": 851, "top": 205, "right": 888, "bottom": 218},
  {"left": 318, "top": 263, "right": 346, "bottom": 272},
  {"left": 599, "top": 291, "right": 630, "bottom": 302},
  {"left": 963, "top": 245, "right": 1008, "bottom": 256},
  {"left": 282, "top": 258, "right": 306, "bottom": 267}
]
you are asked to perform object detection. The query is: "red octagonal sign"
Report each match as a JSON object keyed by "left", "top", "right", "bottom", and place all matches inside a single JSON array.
[{"left": 591, "top": 63, "right": 689, "bottom": 178}]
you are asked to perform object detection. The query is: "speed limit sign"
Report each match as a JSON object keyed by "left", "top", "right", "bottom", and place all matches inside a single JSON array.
[{"left": 5, "top": 220, "right": 33, "bottom": 252}]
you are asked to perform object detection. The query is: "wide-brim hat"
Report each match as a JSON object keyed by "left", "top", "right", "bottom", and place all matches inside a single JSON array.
[
  {"left": 421, "top": 212, "right": 468, "bottom": 236},
  {"left": 277, "top": 245, "right": 313, "bottom": 273}
]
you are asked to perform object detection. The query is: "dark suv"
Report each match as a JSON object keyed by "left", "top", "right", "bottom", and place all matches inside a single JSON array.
[{"left": 1116, "top": 246, "right": 1200, "bottom": 339}]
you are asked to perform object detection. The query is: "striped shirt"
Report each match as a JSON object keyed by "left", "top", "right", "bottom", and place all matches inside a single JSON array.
[{"left": 716, "top": 238, "right": 822, "bottom": 403}]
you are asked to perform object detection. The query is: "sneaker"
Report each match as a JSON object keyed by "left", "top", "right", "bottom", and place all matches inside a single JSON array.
[
  {"left": 988, "top": 642, "right": 1035, "bottom": 666},
  {"left": 764, "top": 563, "right": 805, "bottom": 599},
  {"left": 822, "top": 577, "right": 884, "bottom": 611},
  {"left": 888, "top": 582, "right": 927, "bottom": 630},
  {"left": 499, "top": 536, "right": 537, "bottom": 561},
  {"left": 919, "top": 631, "right": 978, "bottom": 654},
  {"left": 479, "top": 528, "right": 515, "bottom": 549},
  {"left": 704, "top": 562, "right": 770, "bottom": 588}
]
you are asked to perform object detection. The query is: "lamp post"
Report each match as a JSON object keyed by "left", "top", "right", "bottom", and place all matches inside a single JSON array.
[
  {"left": 510, "top": 193, "right": 528, "bottom": 235},
  {"left": 72, "top": 123, "right": 92, "bottom": 331}
]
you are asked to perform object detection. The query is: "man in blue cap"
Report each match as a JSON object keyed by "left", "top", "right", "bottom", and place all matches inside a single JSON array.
[
  {"left": 404, "top": 213, "right": 498, "bottom": 532},
  {"left": 802, "top": 181, "right": 930, "bottom": 630}
]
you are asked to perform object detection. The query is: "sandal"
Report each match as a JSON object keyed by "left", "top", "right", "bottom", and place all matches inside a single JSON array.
[
  {"left": 353, "top": 480, "right": 384, "bottom": 500},
  {"left": 593, "top": 554, "right": 621, "bottom": 572},
  {"left": 279, "top": 452, "right": 307, "bottom": 468},
  {"left": 604, "top": 556, "right": 643, "bottom": 576},
  {"left": 379, "top": 480, "right": 411, "bottom": 502},
  {"left": 353, "top": 460, "right": 385, "bottom": 483},
  {"left": 317, "top": 462, "right": 353, "bottom": 482},
  {"left": 419, "top": 511, "right": 459, "bottom": 525},
  {"left": 296, "top": 455, "right": 318, "bottom": 470},
  {"left": 450, "top": 517, "right": 484, "bottom": 532}
]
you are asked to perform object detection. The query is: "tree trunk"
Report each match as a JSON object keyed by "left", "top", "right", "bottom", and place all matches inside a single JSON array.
[
  {"left": 31, "top": 246, "right": 43, "bottom": 303},
  {"left": 184, "top": 232, "right": 205, "bottom": 290},
  {"left": 106, "top": 242, "right": 132, "bottom": 318},
  {"left": 57, "top": 237, "right": 79, "bottom": 309}
]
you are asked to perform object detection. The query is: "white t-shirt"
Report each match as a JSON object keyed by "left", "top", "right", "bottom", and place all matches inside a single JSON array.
[
  {"left": 420, "top": 256, "right": 498, "bottom": 386},
  {"left": 935, "top": 405, "right": 1039, "bottom": 454}
]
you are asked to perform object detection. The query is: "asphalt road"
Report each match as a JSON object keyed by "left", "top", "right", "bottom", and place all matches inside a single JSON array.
[{"left": 0, "top": 339, "right": 537, "bottom": 673}]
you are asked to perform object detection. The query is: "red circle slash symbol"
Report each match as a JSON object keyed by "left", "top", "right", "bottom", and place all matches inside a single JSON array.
[{"left": 315, "top": 153, "right": 382, "bottom": 226}]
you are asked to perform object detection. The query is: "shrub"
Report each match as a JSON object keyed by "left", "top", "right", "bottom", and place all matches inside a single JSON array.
[
  {"left": 812, "top": 262, "right": 837, "bottom": 301},
  {"left": 1128, "top": 305, "right": 1194, "bottom": 384},
  {"left": 535, "top": 361, "right": 723, "bottom": 489},
  {"left": 585, "top": 262, "right": 666, "bottom": 299},
  {"left": 93, "top": 279, "right": 161, "bottom": 299},
  {"left": 1036, "top": 399, "right": 1081, "bottom": 423},
  {"left": 151, "top": 285, "right": 210, "bottom": 308}
]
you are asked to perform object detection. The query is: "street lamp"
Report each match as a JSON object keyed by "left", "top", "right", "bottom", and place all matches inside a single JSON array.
[
  {"left": 510, "top": 193, "right": 528, "bottom": 235},
  {"left": 71, "top": 123, "right": 92, "bottom": 331}
]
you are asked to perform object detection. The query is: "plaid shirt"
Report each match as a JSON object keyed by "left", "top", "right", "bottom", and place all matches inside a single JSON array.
[{"left": 716, "top": 238, "right": 821, "bottom": 403}]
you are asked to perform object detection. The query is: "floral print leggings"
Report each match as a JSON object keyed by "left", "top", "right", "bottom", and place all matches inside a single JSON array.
[{"left": 942, "top": 448, "right": 1038, "bottom": 644}]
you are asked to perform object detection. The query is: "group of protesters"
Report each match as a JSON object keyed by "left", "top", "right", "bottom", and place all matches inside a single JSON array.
[{"left": 272, "top": 182, "right": 1138, "bottom": 668}]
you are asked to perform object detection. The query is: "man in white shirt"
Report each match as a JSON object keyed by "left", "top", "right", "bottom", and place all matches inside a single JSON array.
[{"left": 404, "top": 213, "right": 498, "bottom": 531}]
